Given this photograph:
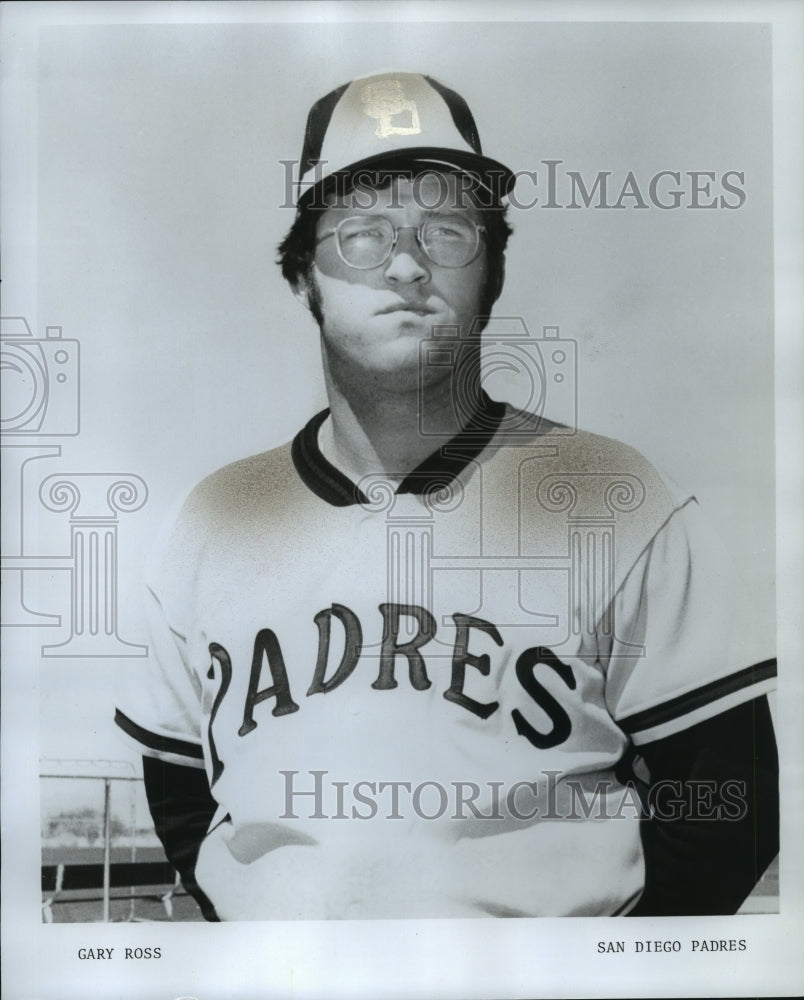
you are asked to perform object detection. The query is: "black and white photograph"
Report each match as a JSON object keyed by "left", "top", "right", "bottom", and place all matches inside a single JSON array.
[{"left": 1, "top": 2, "right": 802, "bottom": 998}]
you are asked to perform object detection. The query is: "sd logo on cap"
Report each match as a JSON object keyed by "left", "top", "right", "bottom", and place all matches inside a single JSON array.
[{"left": 295, "top": 71, "right": 515, "bottom": 205}]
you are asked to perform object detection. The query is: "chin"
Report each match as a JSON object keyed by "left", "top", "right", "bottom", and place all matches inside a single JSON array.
[
  {"left": 345, "top": 343, "right": 431, "bottom": 386},
  {"left": 366, "top": 349, "right": 426, "bottom": 379},
  {"left": 323, "top": 315, "right": 458, "bottom": 384}
]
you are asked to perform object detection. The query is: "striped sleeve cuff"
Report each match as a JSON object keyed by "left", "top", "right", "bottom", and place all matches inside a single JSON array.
[
  {"left": 618, "top": 660, "right": 777, "bottom": 746},
  {"left": 115, "top": 708, "right": 206, "bottom": 769}
]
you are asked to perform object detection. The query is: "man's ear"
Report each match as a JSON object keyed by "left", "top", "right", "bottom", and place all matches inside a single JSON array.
[
  {"left": 293, "top": 271, "right": 322, "bottom": 327},
  {"left": 293, "top": 278, "right": 311, "bottom": 311}
]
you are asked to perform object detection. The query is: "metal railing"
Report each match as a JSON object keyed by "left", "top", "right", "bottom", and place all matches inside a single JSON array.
[{"left": 40, "top": 759, "right": 183, "bottom": 923}]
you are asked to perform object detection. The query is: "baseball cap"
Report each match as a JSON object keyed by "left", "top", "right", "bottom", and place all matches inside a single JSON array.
[{"left": 296, "top": 71, "right": 515, "bottom": 205}]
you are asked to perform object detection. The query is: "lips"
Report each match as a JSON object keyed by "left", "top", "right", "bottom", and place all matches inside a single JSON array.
[{"left": 376, "top": 301, "right": 437, "bottom": 317}]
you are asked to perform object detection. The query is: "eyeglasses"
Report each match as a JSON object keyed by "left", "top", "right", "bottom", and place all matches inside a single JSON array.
[{"left": 315, "top": 215, "right": 486, "bottom": 270}]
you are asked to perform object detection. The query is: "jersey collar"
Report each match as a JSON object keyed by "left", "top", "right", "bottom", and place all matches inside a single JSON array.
[{"left": 291, "top": 392, "right": 506, "bottom": 507}]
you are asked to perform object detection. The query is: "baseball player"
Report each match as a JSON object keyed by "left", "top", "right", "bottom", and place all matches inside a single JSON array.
[{"left": 116, "top": 72, "right": 778, "bottom": 920}]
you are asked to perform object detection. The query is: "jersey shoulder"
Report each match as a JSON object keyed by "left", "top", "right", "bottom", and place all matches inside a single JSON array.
[
  {"left": 146, "top": 441, "right": 301, "bottom": 587},
  {"left": 486, "top": 409, "right": 695, "bottom": 577},
  {"left": 181, "top": 441, "right": 298, "bottom": 525},
  {"left": 492, "top": 407, "right": 691, "bottom": 505}
]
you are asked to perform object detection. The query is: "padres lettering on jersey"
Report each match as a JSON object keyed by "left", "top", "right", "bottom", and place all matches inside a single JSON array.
[
  {"left": 205, "top": 608, "right": 580, "bottom": 786},
  {"left": 116, "top": 403, "right": 776, "bottom": 919}
]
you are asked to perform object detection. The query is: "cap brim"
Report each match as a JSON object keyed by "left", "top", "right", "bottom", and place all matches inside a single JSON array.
[{"left": 298, "top": 147, "right": 515, "bottom": 206}]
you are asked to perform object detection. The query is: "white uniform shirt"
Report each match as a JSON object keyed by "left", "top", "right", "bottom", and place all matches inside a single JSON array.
[{"left": 117, "top": 404, "right": 775, "bottom": 919}]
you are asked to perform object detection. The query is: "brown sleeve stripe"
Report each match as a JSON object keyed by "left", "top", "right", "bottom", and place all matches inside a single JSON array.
[
  {"left": 114, "top": 709, "right": 204, "bottom": 761},
  {"left": 617, "top": 659, "right": 777, "bottom": 735}
]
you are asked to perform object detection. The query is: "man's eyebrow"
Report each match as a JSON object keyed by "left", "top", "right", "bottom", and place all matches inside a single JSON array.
[
  {"left": 327, "top": 206, "right": 478, "bottom": 219},
  {"left": 420, "top": 208, "right": 475, "bottom": 218}
]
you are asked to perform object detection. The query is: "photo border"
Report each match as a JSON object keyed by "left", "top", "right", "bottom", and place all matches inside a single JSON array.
[{"left": 1, "top": 2, "right": 802, "bottom": 998}]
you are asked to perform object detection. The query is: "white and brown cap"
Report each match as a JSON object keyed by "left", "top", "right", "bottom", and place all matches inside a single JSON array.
[{"left": 296, "top": 71, "right": 515, "bottom": 204}]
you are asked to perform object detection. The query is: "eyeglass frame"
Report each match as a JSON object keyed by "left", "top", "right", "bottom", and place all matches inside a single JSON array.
[{"left": 314, "top": 215, "right": 487, "bottom": 270}]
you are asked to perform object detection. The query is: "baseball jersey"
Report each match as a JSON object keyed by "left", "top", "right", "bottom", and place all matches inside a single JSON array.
[{"left": 116, "top": 398, "right": 776, "bottom": 919}]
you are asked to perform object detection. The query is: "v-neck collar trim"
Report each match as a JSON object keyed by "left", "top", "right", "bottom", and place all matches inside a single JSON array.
[{"left": 290, "top": 392, "right": 507, "bottom": 508}]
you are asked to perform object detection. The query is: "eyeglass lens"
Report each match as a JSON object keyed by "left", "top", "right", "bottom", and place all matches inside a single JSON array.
[{"left": 337, "top": 216, "right": 480, "bottom": 268}]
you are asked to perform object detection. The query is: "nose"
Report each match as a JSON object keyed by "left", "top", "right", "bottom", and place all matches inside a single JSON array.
[{"left": 383, "top": 226, "right": 430, "bottom": 284}]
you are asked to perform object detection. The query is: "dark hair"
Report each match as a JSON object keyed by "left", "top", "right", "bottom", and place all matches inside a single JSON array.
[{"left": 277, "top": 166, "right": 513, "bottom": 320}]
